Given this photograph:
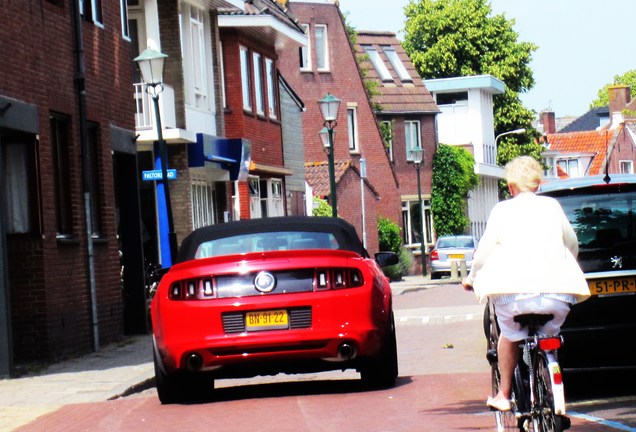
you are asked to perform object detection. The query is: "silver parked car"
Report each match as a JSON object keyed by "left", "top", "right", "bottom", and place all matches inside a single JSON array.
[{"left": 429, "top": 235, "right": 477, "bottom": 279}]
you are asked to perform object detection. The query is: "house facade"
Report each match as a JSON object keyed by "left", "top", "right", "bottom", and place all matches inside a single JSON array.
[
  {"left": 354, "top": 31, "right": 439, "bottom": 267},
  {"left": 424, "top": 75, "right": 505, "bottom": 240},
  {"left": 278, "top": 0, "right": 402, "bottom": 255},
  {"left": 0, "top": 0, "right": 137, "bottom": 371},
  {"left": 539, "top": 85, "right": 636, "bottom": 179},
  {"left": 130, "top": 0, "right": 305, "bottom": 273}
]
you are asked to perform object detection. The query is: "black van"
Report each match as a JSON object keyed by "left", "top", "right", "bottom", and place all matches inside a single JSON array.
[{"left": 538, "top": 174, "right": 636, "bottom": 374}]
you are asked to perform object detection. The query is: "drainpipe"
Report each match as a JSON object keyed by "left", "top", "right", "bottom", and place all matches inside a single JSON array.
[{"left": 72, "top": 0, "right": 99, "bottom": 352}]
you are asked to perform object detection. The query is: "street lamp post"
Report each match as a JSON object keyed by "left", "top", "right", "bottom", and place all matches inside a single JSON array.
[
  {"left": 495, "top": 128, "right": 526, "bottom": 146},
  {"left": 409, "top": 145, "right": 427, "bottom": 277},
  {"left": 134, "top": 48, "right": 177, "bottom": 267},
  {"left": 318, "top": 93, "right": 341, "bottom": 218}
]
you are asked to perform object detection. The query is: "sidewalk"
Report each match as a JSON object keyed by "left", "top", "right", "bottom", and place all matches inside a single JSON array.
[
  {"left": 0, "top": 274, "right": 456, "bottom": 431},
  {"left": 0, "top": 335, "right": 154, "bottom": 432}
]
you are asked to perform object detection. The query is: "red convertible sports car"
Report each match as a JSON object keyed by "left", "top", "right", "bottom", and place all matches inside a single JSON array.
[{"left": 150, "top": 216, "right": 399, "bottom": 404}]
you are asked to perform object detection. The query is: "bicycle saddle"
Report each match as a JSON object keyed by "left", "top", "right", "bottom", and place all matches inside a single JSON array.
[{"left": 513, "top": 313, "right": 554, "bottom": 327}]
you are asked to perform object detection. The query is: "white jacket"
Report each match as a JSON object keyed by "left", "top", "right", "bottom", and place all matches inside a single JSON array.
[{"left": 464, "top": 192, "right": 590, "bottom": 304}]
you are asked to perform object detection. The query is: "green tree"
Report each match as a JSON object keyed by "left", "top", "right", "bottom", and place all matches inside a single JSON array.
[
  {"left": 402, "top": 0, "right": 537, "bottom": 139},
  {"left": 431, "top": 144, "right": 478, "bottom": 235},
  {"left": 589, "top": 69, "right": 636, "bottom": 109},
  {"left": 312, "top": 197, "right": 332, "bottom": 217}
]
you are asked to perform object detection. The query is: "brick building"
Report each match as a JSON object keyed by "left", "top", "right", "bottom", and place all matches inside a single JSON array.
[
  {"left": 278, "top": 0, "right": 402, "bottom": 255},
  {"left": 0, "top": 0, "right": 138, "bottom": 372},
  {"left": 354, "top": 31, "right": 439, "bottom": 268}
]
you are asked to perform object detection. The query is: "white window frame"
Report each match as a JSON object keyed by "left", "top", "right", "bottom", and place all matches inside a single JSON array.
[
  {"left": 347, "top": 106, "right": 359, "bottom": 153},
  {"left": 265, "top": 57, "right": 277, "bottom": 119},
  {"left": 402, "top": 199, "right": 433, "bottom": 247},
  {"left": 315, "top": 24, "right": 329, "bottom": 71},
  {"left": 405, "top": 120, "right": 421, "bottom": 161},
  {"left": 240, "top": 45, "right": 252, "bottom": 111},
  {"left": 364, "top": 46, "right": 392, "bottom": 82},
  {"left": 253, "top": 52, "right": 265, "bottom": 115},
  {"left": 80, "top": 0, "right": 104, "bottom": 27},
  {"left": 219, "top": 42, "right": 227, "bottom": 108},
  {"left": 191, "top": 178, "right": 215, "bottom": 229},
  {"left": 620, "top": 160, "right": 634, "bottom": 174},
  {"left": 381, "top": 120, "right": 394, "bottom": 162},
  {"left": 120, "top": 0, "right": 130, "bottom": 40},
  {"left": 300, "top": 23, "right": 311, "bottom": 71},
  {"left": 383, "top": 46, "right": 411, "bottom": 82},
  {"left": 557, "top": 158, "right": 580, "bottom": 177},
  {"left": 182, "top": 4, "right": 209, "bottom": 110},
  {"left": 268, "top": 179, "right": 284, "bottom": 217}
]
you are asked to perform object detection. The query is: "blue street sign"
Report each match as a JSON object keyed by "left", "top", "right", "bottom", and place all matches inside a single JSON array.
[{"left": 142, "top": 169, "right": 177, "bottom": 181}]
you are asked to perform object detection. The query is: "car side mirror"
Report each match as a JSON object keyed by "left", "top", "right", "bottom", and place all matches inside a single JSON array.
[{"left": 375, "top": 251, "right": 399, "bottom": 267}]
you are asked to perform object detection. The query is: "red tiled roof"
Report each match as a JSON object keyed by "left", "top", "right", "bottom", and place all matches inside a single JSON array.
[
  {"left": 355, "top": 31, "right": 439, "bottom": 114},
  {"left": 305, "top": 160, "right": 353, "bottom": 198},
  {"left": 545, "top": 130, "right": 614, "bottom": 175}
]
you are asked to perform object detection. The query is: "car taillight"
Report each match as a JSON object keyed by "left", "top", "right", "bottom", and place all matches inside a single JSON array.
[
  {"left": 315, "top": 268, "right": 364, "bottom": 290},
  {"left": 539, "top": 337, "right": 561, "bottom": 351},
  {"left": 430, "top": 250, "right": 439, "bottom": 261},
  {"left": 169, "top": 278, "right": 216, "bottom": 300}
]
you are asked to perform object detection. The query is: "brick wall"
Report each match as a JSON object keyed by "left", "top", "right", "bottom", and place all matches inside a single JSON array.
[
  {"left": 278, "top": 2, "right": 402, "bottom": 237},
  {"left": 1, "top": 0, "right": 132, "bottom": 362}
]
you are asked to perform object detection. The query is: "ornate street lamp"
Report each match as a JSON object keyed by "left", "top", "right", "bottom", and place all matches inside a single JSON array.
[
  {"left": 134, "top": 48, "right": 177, "bottom": 267},
  {"left": 409, "top": 145, "right": 427, "bottom": 276},
  {"left": 318, "top": 93, "right": 341, "bottom": 218}
]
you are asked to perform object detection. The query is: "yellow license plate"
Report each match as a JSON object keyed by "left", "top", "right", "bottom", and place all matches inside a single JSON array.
[
  {"left": 449, "top": 254, "right": 465, "bottom": 259},
  {"left": 588, "top": 277, "right": 636, "bottom": 296},
  {"left": 245, "top": 310, "right": 289, "bottom": 331}
]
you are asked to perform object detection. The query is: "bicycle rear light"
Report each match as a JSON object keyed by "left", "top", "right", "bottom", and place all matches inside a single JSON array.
[{"left": 539, "top": 337, "right": 561, "bottom": 351}]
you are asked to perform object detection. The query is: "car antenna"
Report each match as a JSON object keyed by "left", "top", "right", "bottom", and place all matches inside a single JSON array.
[{"left": 603, "top": 130, "right": 611, "bottom": 184}]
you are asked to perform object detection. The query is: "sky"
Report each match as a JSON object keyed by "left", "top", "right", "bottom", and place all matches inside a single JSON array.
[{"left": 337, "top": 0, "right": 634, "bottom": 118}]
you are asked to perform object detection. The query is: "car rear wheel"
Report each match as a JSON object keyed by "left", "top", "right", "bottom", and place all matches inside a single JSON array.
[
  {"left": 154, "top": 350, "right": 214, "bottom": 404},
  {"left": 360, "top": 312, "right": 398, "bottom": 389}
]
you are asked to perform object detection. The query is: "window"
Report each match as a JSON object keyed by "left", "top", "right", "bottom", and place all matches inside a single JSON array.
[
  {"left": 1, "top": 129, "right": 40, "bottom": 234},
  {"left": 249, "top": 176, "right": 261, "bottom": 218},
  {"left": 191, "top": 179, "right": 215, "bottom": 229},
  {"left": 364, "top": 46, "right": 392, "bottom": 82},
  {"left": 80, "top": 0, "right": 103, "bottom": 26},
  {"left": 380, "top": 120, "right": 394, "bottom": 162},
  {"left": 50, "top": 113, "right": 73, "bottom": 238},
  {"left": 120, "top": 0, "right": 130, "bottom": 39},
  {"left": 219, "top": 42, "right": 227, "bottom": 108},
  {"left": 557, "top": 158, "right": 580, "bottom": 177},
  {"left": 269, "top": 179, "right": 284, "bottom": 217},
  {"left": 315, "top": 25, "right": 329, "bottom": 71},
  {"left": 383, "top": 46, "right": 411, "bottom": 82},
  {"left": 87, "top": 123, "right": 103, "bottom": 237},
  {"left": 405, "top": 121, "right": 421, "bottom": 161},
  {"left": 347, "top": 107, "right": 359, "bottom": 152},
  {"left": 265, "top": 58, "right": 277, "bottom": 119},
  {"left": 240, "top": 46, "right": 252, "bottom": 111},
  {"left": 402, "top": 199, "right": 433, "bottom": 246},
  {"left": 620, "top": 160, "right": 634, "bottom": 174},
  {"left": 299, "top": 23, "right": 311, "bottom": 71},
  {"left": 253, "top": 52, "right": 265, "bottom": 115},
  {"left": 181, "top": 5, "right": 209, "bottom": 109},
  {"left": 248, "top": 176, "right": 284, "bottom": 219}
]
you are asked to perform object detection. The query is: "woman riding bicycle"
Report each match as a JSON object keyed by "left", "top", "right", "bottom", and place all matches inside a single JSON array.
[{"left": 462, "top": 156, "right": 590, "bottom": 412}]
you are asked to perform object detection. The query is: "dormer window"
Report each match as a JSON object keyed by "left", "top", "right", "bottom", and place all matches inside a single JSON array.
[
  {"left": 383, "top": 47, "right": 411, "bottom": 82},
  {"left": 363, "top": 46, "right": 392, "bottom": 82},
  {"left": 557, "top": 158, "right": 580, "bottom": 177}
]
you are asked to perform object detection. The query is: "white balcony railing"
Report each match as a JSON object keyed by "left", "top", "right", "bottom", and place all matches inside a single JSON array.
[{"left": 133, "top": 82, "right": 176, "bottom": 132}]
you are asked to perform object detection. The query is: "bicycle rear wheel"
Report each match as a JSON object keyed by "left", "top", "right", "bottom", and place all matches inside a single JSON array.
[{"left": 530, "top": 351, "right": 566, "bottom": 432}]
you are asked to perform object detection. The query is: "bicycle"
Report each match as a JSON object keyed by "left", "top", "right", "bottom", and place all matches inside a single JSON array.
[{"left": 484, "top": 300, "right": 571, "bottom": 432}]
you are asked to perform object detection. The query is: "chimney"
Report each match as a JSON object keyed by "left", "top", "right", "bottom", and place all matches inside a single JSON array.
[
  {"left": 540, "top": 111, "right": 556, "bottom": 134},
  {"left": 608, "top": 85, "right": 630, "bottom": 127}
]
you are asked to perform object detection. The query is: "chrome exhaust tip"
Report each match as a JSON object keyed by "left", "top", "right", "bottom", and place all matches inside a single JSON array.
[
  {"left": 186, "top": 353, "right": 203, "bottom": 372},
  {"left": 338, "top": 343, "right": 356, "bottom": 360}
]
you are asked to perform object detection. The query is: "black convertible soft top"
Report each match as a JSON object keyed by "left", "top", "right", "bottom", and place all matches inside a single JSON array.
[{"left": 177, "top": 216, "right": 369, "bottom": 263}]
